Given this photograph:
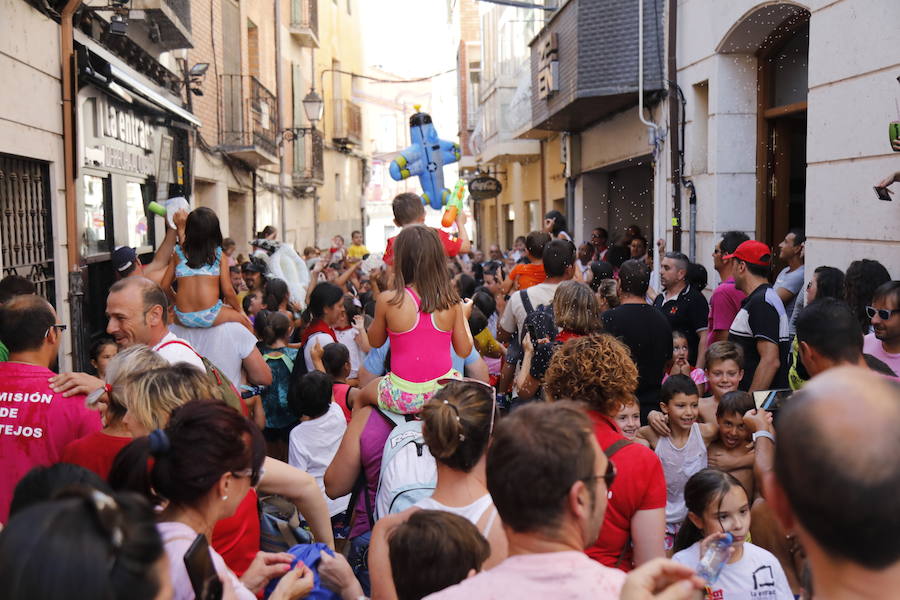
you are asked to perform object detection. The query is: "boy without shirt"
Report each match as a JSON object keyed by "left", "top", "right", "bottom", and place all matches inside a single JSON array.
[{"left": 707, "top": 391, "right": 757, "bottom": 499}]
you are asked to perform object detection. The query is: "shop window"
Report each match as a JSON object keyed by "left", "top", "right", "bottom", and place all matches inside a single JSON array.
[
  {"left": 125, "top": 181, "right": 150, "bottom": 251},
  {"left": 82, "top": 174, "right": 112, "bottom": 257}
]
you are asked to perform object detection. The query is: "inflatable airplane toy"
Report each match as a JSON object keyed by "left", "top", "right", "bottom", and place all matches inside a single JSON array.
[{"left": 388, "top": 105, "right": 461, "bottom": 210}]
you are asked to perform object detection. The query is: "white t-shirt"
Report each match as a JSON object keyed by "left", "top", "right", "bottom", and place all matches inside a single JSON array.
[
  {"left": 152, "top": 332, "right": 205, "bottom": 372},
  {"left": 672, "top": 541, "right": 792, "bottom": 599},
  {"left": 288, "top": 402, "right": 350, "bottom": 517},
  {"left": 303, "top": 332, "right": 336, "bottom": 372},
  {"left": 335, "top": 328, "right": 364, "bottom": 379},
  {"left": 499, "top": 281, "right": 560, "bottom": 339},
  {"left": 169, "top": 323, "right": 258, "bottom": 385}
]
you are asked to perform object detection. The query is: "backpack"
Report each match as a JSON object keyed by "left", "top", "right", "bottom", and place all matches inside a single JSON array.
[
  {"left": 373, "top": 410, "right": 437, "bottom": 520},
  {"left": 262, "top": 349, "right": 298, "bottom": 428},
  {"left": 156, "top": 340, "right": 245, "bottom": 414}
]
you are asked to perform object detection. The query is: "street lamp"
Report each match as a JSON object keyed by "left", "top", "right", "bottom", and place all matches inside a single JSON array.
[{"left": 280, "top": 87, "right": 323, "bottom": 143}]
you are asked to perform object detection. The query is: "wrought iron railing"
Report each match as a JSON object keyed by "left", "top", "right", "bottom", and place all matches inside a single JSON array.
[
  {"left": 219, "top": 75, "right": 278, "bottom": 157},
  {"left": 0, "top": 155, "right": 55, "bottom": 306}
]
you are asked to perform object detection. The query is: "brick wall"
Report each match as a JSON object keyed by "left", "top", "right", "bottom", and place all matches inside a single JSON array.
[{"left": 187, "top": 0, "right": 226, "bottom": 145}]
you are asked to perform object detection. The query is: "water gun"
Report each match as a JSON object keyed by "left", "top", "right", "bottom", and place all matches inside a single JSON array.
[
  {"left": 148, "top": 196, "right": 191, "bottom": 229},
  {"left": 441, "top": 179, "right": 467, "bottom": 228}
]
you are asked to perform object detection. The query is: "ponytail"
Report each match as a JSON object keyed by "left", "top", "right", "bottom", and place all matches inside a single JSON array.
[
  {"left": 255, "top": 309, "right": 290, "bottom": 347},
  {"left": 672, "top": 469, "right": 748, "bottom": 553},
  {"left": 422, "top": 381, "right": 496, "bottom": 473}
]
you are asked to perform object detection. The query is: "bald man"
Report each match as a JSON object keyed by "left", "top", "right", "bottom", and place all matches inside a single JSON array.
[{"left": 759, "top": 367, "right": 900, "bottom": 599}]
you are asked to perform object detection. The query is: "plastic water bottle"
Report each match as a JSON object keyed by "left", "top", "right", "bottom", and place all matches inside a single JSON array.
[{"left": 696, "top": 532, "right": 734, "bottom": 584}]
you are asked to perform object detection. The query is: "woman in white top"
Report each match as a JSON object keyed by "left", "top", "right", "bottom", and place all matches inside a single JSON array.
[
  {"left": 113, "top": 400, "right": 314, "bottom": 600},
  {"left": 367, "top": 380, "right": 507, "bottom": 600}
]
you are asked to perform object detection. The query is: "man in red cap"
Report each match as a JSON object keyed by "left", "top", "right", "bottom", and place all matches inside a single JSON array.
[{"left": 725, "top": 240, "right": 790, "bottom": 391}]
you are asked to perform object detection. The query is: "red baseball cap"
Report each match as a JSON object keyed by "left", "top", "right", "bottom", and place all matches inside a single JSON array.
[{"left": 723, "top": 240, "right": 771, "bottom": 266}]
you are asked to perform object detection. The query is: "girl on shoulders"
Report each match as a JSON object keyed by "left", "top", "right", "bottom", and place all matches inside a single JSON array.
[
  {"left": 362, "top": 225, "right": 473, "bottom": 415},
  {"left": 163, "top": 207, "right": 250, "bottom": 330}
]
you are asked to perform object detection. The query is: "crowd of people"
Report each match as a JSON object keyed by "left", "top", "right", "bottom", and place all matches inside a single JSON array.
[{"left": 0, "top": 191, "right": 898, "bottom": 600}]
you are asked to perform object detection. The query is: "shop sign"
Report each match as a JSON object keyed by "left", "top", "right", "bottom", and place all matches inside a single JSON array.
[
  {"left": 468, "top": 176, "right": 503, "bottom": 200},
  {"left": 537, "top": 33, "right": 559, "bottom": 100},
  {"left": 98, "top": 97, "right": 153, "bottom": 150}
]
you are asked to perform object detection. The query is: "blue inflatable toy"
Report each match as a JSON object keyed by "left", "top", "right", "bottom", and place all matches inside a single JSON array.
[{"left": 389, "top": 105, "right": 461, "bottom": 210}]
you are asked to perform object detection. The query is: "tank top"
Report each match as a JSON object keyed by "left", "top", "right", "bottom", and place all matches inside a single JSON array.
[
  {"left": 387, "top": 288, "right": 452, "bottom": 382},
  {"left": 349, "top": 409, "right": 394, "bottom": 539},
  {"left": 415, "top": 493, "right": 498, "bottom": 538},
  {"left": 655, "top": 423, "right": 708, "bottom": 524}
]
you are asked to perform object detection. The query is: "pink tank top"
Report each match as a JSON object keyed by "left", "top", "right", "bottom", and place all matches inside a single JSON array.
[{"left": 387, "top": 288, "right": 453, "bottom": 382}]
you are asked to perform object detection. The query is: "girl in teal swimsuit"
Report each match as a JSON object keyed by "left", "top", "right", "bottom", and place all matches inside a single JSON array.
[{"left": 162, "top": 207, "right": 249, "bottom": 329}]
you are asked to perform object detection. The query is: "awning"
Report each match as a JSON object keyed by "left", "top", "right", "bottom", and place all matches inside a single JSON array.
[
  {"left": 74, "top": 31, "right": 201, "bottom": 127},
  {"left": 109, "top": 65, "right": 201, "bottom": 127}
]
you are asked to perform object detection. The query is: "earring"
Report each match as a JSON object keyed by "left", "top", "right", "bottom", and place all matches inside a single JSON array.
[{"left": 221, "top": 495, "right": 229, "bottom": 501}]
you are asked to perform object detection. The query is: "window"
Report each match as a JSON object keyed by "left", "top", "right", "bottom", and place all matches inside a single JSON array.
[
  {"left": 81, "top": 174, "right": 111, "bottom": 257},
  {"left": 247, "top": 20, "right": 260, "bottom": 79},
  {"left": 690, "top": 81, "right": 709, "bottom": 175},
  {"left": 124, "top": 181, "right": 150, "bottom": 251}
]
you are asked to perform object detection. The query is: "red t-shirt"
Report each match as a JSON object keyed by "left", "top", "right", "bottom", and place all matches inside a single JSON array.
[
  {"left": 383, "top": 228, "right": 462, "bottom": 266},
  {"left": 332, "top": 383, "right": 352, "bottom": 422},
  {"left": 0, "top": 362, "right": 101, "bottom": 523},
  {"left": 586, "top": 410, "right": 666, "bottom": 571},
  {"left": 61, "top": 431, "right": 132, "bottom": 480},
  {"left": 212, "top": 488, "right": 260, "bottom": 577}
]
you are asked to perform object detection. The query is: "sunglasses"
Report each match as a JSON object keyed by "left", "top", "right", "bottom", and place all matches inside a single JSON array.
[
  {"left": 45, "top": 324, "right": 67, "bottom": 337},
  {"left": 232, "top": 466, "right": 265, "bottom": 487},
  {"left": 435, "top": 377, "right": 499, "bottom": 437},
  {"left": 584, "top": 459, "right": 617, "bottom": 491},
  {"left": 866, "top": 306, "right": 900, "bottom": 321}
]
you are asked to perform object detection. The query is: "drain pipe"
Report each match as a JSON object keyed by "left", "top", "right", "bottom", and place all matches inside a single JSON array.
[
  {"left": 274, "top": 0, "right": 287, "bottom": 240},
  {"left": 61, "top": 0, "right": 83, "bottom": 273},
  {"left": 638, "top": 0, "right": 663, "bottom": 274},
  {"left": 666, "top": 0, "right": 682, "bottom": 253},
  {"left": 61, "top": 0, "right": 87, "bottom": 372}
]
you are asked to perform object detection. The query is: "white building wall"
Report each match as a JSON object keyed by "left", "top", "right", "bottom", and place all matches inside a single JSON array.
[
  {"left": 673, "top": 0, "right": 900, "bottom": 288},
  {"left": 0, "top": 0, "right": 72, "bottom": 364}
]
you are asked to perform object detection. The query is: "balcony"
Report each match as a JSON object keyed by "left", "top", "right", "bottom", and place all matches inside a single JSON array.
[
  {"left": 131, "top": 0, "right": 193, "bottom": 50},
  {"left": 292, "top": 129, "right": 325, "bottom": 187},
  {"left": 526, "top": 0, "right": 665, "bottom": 133},
  {"left": 331, "top": 99, "right": 362, "bottom": 147},
  {"left": 289, "top": 0, "right": 319, "bottom": 48},
  {"left": 218, "top": 75, "right": 278, "bottom": 167}
]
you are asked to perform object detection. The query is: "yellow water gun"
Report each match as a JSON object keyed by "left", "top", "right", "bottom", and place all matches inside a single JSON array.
[{"left": 441, "top": 179, "right": 467, "bottom": 228}]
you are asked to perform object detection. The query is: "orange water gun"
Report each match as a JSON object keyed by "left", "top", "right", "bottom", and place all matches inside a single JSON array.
[{"left": 441, "top": 179, "right": 467, "bottom": 228}]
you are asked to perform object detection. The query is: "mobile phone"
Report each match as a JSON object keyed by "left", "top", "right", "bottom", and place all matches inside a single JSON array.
[
  {"left": 752, "top": 389, "right": 791, "bottom": 413},
  {"left": 875, "top": 186, "right": 892, "bottom": 201},
  {"left": 184, "top": 534, "right": 223, "bottom": 600}
]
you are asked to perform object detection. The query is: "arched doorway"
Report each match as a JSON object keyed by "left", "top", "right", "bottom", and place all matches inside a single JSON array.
[{"left": 718, "top": 3, "right": 810, "bottom": 257}]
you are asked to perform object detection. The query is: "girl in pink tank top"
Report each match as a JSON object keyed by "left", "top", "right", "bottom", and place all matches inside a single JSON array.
[{"left": 361, "top": 225, "right": 473, "bottom": 414}]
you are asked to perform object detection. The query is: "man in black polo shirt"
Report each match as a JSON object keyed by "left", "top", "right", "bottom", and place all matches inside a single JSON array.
[
  {"left": 725, "top": 240, "right": 790, "bottom": 391},
  {"left": 653, "top": 251, "right": 709, "bottom": 367}
]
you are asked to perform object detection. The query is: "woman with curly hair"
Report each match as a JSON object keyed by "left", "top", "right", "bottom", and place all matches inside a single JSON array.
[
  {"left": 544, "top": 334, "right": 666, "bottom": 572},
  {"left": 844, "top": 259, "right": 891, "bottom": 334}
]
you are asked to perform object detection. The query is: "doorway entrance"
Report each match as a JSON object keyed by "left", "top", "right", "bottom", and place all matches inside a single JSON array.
[{"left": 756, "top": 19, "right": 809, "bottom": 261}]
